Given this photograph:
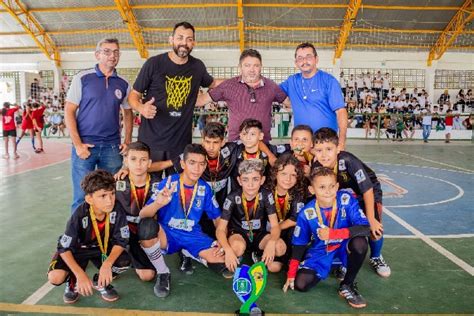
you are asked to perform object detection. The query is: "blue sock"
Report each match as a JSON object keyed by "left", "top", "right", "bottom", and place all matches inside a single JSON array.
[
  {"left": 369, "top": 236, "right": 384, "bottom": 258},
  {"left": 31, "top": 137, "right": 35, "bottom": 150}
]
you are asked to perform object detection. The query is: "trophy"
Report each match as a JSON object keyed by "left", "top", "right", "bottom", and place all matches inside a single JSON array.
[{"left": 232, "top": 262, "right": 267, "bottom": 316}]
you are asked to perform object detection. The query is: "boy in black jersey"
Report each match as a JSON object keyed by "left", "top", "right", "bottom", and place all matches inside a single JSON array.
[
  {"left": 311, "top": 127, "right": 391, "bottom": 278},
  {"left": 115, "top": 142, "right": 171, "bottom": 297},
  {"left": 47, "top": 170, "right": 130, "bottom": 304},
  {"left": 216, "top": 159, "right": 286, "bottom": 273}
]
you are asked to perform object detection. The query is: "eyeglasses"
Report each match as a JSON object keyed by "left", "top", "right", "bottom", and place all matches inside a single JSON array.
[
  {"left": 295, "top": 54, "right": 316, "bottom": 63},
  {"left": 100, "top": 49, "right": 120, "bottom": 56}
]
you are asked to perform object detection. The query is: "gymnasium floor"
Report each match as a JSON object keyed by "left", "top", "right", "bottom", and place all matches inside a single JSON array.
[{"left": 0, "top": 139, "right": 473, "bottom": 315}]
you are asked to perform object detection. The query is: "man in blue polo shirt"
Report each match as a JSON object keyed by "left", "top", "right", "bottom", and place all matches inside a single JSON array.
[
  {"left": 65, "top": 38, "right": 133, "bottom": 212},
  {"left": 280, "top": 42, "right": 348, "bottom": 150}
]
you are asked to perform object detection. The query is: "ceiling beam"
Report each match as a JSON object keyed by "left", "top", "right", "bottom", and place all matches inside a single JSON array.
[
  {"left": 427, "top": 0, "right": 474, "bottom": 66},
  {"left": 237, "top": 0, "right": 245, "bottom": 52},
  {"left": 113, "top": 0, "right": 148, "bottom": 59},
  {"left": 0, "top": 0, "right": 61, "bottom": 66},
  {"left": 0, "top": 3, "right": 464, "bottom": 13},
  {"left": 333, "top": 0, "right": 362, "bottom": 63}
]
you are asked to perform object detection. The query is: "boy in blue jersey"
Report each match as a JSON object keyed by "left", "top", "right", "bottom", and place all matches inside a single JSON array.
[
  {"left": 138, "top": 144, "right": 227, "bottom": 297},
  {"left": 283, "top": 167, "right": 370, "bottom": 309}
]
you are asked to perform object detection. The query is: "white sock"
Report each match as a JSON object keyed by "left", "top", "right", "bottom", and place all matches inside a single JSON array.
[{"left": 141, "top": 241, "right": 170, "bottom": 274}]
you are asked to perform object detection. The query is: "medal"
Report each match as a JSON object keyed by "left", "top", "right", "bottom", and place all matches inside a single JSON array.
[
  {"left": 89, "top": 206, "right": 110, "bottom": 263},
  {"left": 242, "top": 193, "right": 259, "bottom": 243},
  {"left": 129, "top": 174, "right": 150, "bottom": 209},
  {"left": 180, "top": 175, "right": 198, "bottom": 227}
]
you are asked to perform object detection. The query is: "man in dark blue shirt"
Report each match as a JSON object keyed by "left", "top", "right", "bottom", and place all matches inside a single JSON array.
[{"left": 65, "top": 38, "right": 133, "bottom": 212}]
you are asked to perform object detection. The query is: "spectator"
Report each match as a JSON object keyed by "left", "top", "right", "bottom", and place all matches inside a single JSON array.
[
  {"left": 422, "top": 107, "right": 432, "bottom": 143},
  {"left": 444, "top": 109, "right": 454, "bottom": 143},
  {"left": 340, "top": 72, "right": 347, "bottom": 97},
  {"left": 30, "top": 78, "right": 40, "bottom": 100},
  {"left": 462, "top": 114, "right": 472, "bottom": 130},
  {"left": 455, "top": 89, "right": 465, "bottom": 112},
  {"left": 438, "top": 90, "right": 451, "bottom": 107},
  {"left": 382, "top": 72, "right": 391, "bottom": 99}
]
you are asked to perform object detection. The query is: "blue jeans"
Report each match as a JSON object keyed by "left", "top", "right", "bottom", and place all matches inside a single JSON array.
[
  {"left": 422, "top": 124, "right": 432, "bottom": 141},
  {"left": 71, "top": 144, "right": 122, "bottom": 212}
]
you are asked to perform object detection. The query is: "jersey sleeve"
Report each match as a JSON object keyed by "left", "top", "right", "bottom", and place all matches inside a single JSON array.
[
  {"left": 345, "top": 153, "right": 374, "bottom": 195},
  {"left": 208, "top": 79, "right": 228, "bottom": 102},
  {"left": 327, "top": 75, "right": 345, "bottom": 111},
  {"left": 110, "top": 206, "right": 130, "bottom": 249},
  {"left": 292, "top": 211, "right": 312, "bottom": 246},
  {"left": 200, "top": 61, "right": 214, "bottom": 88},
  {"left": 221, "top": 196, "right": 236, "bottom": 221},
  {"left": 263, "top": 191, "right": 276, "bottom": 216},
  {"left": 347, "top": 195, "right": 370, "bottom": 227},
  {"left": 57, "top": 213, "right": 81, "bottom": 253},
  {"left": 120, "top": 82, "right": 131, "bottom": 110},
  {"left": 133, "top": 57, "right": 154, "bottom": 94},
  {"left": 204, "top": 186, "right": 221, "bottom": 220},
  {"left": 66, "top": 74, "right": 82, "bottom": 106}
]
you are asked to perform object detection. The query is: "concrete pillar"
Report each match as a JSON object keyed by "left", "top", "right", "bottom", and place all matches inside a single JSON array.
[{"left": 425, "top": 60, "right": 437, "bottom": 104}]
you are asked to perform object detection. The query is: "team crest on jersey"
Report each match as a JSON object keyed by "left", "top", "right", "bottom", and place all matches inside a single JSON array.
[
  {"left": 276, "top": 145, "right": 287, "bottom": 154},
  {"left": 114, "top": 89, "right": 122, "bottom": 100},
  {"left": 120, "top": 225, "right": 130, "bottom": 239},
  {"left": 296, "top": 202, "right": 305, "bottom": 213},
  {"left": 196, "top": 199, "right": 202, "bottom": 208},
  {"left": 82, "top": 217, "right": 88, "bottom": 229},
  {"left": 341, "top": 193, "right": 351, "bottom": 206},
  {"left": 235, "top": 196, "right": 242, "bottom": 204},
  {"left": 197, "top": 185, "right": 206, "bottom": 196},
  {"left": 268, "top": 193, "right": 275, "bottom": 205},
  {"left": 60, "top": 234, "right": 72, "bottom": 248},
  {"left": 355, "top": 169, "right": 366, "bottom": 183},
  {"left": 304, "top": 208, "right": 317, "bottom": 220},
  {"left": 223, "top": 198, "right": 232, "bottom": 211},
  {"left": 151, "top": 182, "right": 160, "bottom": 193},
  {"left": 171, "top": 181, "right": 178, "bottom": 192},
  {"left": 341, "top": 207, "right": 347, "bottom": 219},
  {"left": 338, "top": 159, "right": 346, "bottom": 171},
  {"left": 110, "top": 211, "right": 117, "bottom": 224},
  {"left": 212, "top": 196, "right": 219, "bottom": 208},
  {"left": 221, "top": 147, "right": 230, "bottom": 158},
  {"left": 116, "top": 181, "right": 126, "bottom": 192},
  {"left": 294, "top": 226, "right": 301, "bottom": 237}
]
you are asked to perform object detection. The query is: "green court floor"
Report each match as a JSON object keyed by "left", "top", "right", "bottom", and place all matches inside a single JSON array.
[{"left": 1, "top": 141, "right": 473, "bottom": 314}]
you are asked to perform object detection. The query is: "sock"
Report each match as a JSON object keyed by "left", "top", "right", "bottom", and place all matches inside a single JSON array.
[
  {"left": 31, "top": 137, "right": 36, "bottom": 149},
  {"left": 369, "top": 236, "right": 384, "bottom": 258},
  {"left": 141, "top": 241, "right": 170, "bottom": 274}
]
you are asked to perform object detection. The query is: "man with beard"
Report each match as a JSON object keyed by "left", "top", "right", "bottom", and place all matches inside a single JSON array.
[{"left": 129, "top": 22, "right": 221, "bottom": 168}]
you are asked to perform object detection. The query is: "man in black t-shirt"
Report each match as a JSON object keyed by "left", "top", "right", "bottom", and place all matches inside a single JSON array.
[{"left": 128, "top": 21, "right": 221, "bottom": 164}]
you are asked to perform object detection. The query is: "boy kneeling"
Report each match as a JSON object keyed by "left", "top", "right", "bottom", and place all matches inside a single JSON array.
[
  {"left": 48, "top": 170, "right": 130, "bottom": 304},
  {"left": 283, "top": 167, "right": 370, "bottom": 309}
]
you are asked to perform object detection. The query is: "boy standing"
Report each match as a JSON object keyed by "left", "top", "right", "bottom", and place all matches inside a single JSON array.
[
  {"left": 47, "top": 170, "right": 130, "bottom": 303},
  {"left": 311, "top": 128, "right": 391, "bottom": 278}
]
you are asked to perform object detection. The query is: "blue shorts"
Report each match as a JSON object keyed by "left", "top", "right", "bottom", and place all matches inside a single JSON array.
[
  {"left": 161, "top": 225, "right": 215, "bottom": 258},
  {"left": 300, "top": 240, "right": 348, "bottom": 280}
]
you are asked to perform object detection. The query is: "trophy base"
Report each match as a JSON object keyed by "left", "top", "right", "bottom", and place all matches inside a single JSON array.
[{"left": 235, "top": 308, "right": 265, "bottom": 316}]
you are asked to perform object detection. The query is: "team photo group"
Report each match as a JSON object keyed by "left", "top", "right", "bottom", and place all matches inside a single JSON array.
[{"left": 47, "top": 21, "right": 393, "bottom": 310}]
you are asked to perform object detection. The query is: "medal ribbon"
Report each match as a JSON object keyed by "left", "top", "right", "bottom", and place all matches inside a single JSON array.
[
  {"left": 89, "top": 206, "right": 110, "bottom": 263},
  {"left": 129, "top": 174, "right": 150, "bottom": 209},
  {"left": 242, "top": 193, "right": 260, "bottom": 242},
  {"left": 243, "top": 149, "right": 260, "bottom": 161},
  {"left": 180, "top": 175, "right": 198, "bottom": 225},
  {"left": 206, "top": 155, "right": 220, "bottom": 194},
  {"left": 315, "top": 200, "right": 338, "bottom": 253},
  {"left": 274, "top": 189, "right": 289, "bottom": 222}
]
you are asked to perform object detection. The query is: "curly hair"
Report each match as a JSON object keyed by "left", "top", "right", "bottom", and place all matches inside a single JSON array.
[
  {"left": 81, "top": 169, "right": 115, "bottom": 195},
  {"left": 266, "top": 153, "right": 307, "bottom": 200}
]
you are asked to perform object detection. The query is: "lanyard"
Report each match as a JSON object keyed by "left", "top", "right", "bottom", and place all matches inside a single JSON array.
[
  {"left": 242, "top": 193, "right": 260, "bottom": 242},
  {"left": 89, "top": 206, "right": 110, "bottom": 263},
  {"left": 129, "top": 174, "right": 150, "bottom": 209},
  {"left": 207, "top": 156, "right": 220, "bottom": 194},
  {"left": 180, "top": 175, "right": 198, "bottom": 225},
  {"left": 315, "top": 200, "right": 338, "bottom": 229},
  {"left": 243, "top": 149, "right": 260, "bottom": 161},
  {"left": 274, "top": 189, "right": 289, "bottom": 222}
]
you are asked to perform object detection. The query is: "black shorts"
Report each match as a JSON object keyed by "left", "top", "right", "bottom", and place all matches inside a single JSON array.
[
  {"left": 274, "top": 227, "right": 294, "bottom": 264},
  {"left": 3, "top": 129, "right": 16, "bottom": 137},
  {"left": 128, "top": 231, "right": 155, "bottom": 270},
  {"left": 230, "top": 229, "right": 269, "bottom": 253},
  {"left": 149, "top": 150, "right": 180, "bottom": 177},
  {"left": 48, "top": 248, "right": 129, "bottom": 281}
]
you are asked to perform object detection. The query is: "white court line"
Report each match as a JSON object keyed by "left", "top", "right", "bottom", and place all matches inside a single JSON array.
[
  {"left": 21, "top": 282, "right": 55, "bottom": 305},
  {"left": 52, "top": 176, "right": 63, "bottom": 180},
  {"left": 393, "top": 150, "right": 474, "bottom": 173},
  {"left": 367, "top": 161, "right": 473, "bottom": 175},
  {"left": 383, "top": 207, "right": 474, "bottom": 277},
  {"left": 386, "top": 234, "right": 474, "bottom": 239},
  {"left": 1, "top": 158, "right": 70, "bottom": 179},
  {"left": 378, "top": 169, "right": 465, "bottom": 208}
]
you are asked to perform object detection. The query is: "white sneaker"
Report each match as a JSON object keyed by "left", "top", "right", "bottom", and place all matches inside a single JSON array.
[{"left": 369, "top": 256, "right": 391, "bottom": 278}]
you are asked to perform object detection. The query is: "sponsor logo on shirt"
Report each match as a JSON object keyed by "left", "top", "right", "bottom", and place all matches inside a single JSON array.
[
  {"left": 355, "top": 169, "right": 366, "bottom": 183},
  {"left": 197, "top": 185, "right": 206, "bottom": 196},
  {"left": 223, "top": 198, "right": 232, "bottom": 211},
  {"left": 115, "top": 89, "right": 123, "bottom": 99},
  {"left": 110, "top": 211, "right": 117, "bottom": 224},
  {"left": 60, "top": 234, "right": 72, "bottom": 248},
  {"left": 341, "top": 193, "right": 350, "bottom": 205},
  {"left": 116, "top": 181, "right": 126, "bottom": 192},
  {"left": 120, "top": 225, "right": 130, "bottom": 239},
  {"left": 82, "top": 217, "right": 88, "bottom": 229},
  {"left": 294, "top": 226, "right": 301, "bottom": 237},
  {"left": 304, "top": 208, "right": 316, "bottom": 220},
  {"left": 338, "top": 159, "right": 346, "bottom": 171}
]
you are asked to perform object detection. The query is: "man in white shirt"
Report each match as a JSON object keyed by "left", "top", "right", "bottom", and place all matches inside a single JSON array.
[{"left": 382, "top": 73, "right": 391, "bottom": 99}]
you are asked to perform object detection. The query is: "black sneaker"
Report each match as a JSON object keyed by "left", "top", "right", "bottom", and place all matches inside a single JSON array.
[
  {"left": 222, "top": 267, "right": 234, "bottom": 279},
  {"left": 179, "top": 252, "right": 194, "bottom": 275},
  {"left": 93, "top": 274, "right": 119, "bottom": 302},
  {"left": 154, "top": 272, "right": 170, "bottom": 298},
  {"left": 339, "top": 283, "right": 367, "bottom": 308},
  {"left": 334, "top": 266, "right": 347, "bottom": 281},
  {"left": 63, "top": 279, "right": 79, "bottom": 304}
]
